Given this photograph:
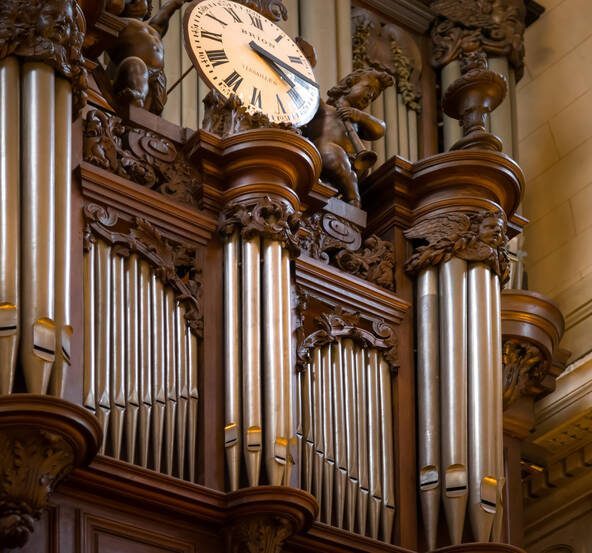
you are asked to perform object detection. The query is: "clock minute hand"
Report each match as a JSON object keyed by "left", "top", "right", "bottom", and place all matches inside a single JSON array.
[
  {"left": 253, "top": 51, "right": 295, "bottom": 88},
  {"left": 249, "top": 41, "right": 319, "bottom": 90}
]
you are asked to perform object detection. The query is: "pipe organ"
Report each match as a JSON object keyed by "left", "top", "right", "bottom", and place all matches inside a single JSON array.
[{"left": 0, "top": 2, "right": 561, "bottom": 553}]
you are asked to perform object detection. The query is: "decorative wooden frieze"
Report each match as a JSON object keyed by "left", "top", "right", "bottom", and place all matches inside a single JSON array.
[
  {"left": 296, "top": 305, "right": 398, "bottom": 370},
  {"left": 84, "top": 203, "right": 204, "bottom": 336},
  {"left": 502, "top": 339, "right": 550, "bottom": 409},
  {"left": 219, "top": 196, "right": 301, "bottom": 254},
  {"left": 404, "top": 209, "right": 510, "bottom": 282},
  {"left": 351, "top": 7, "right": 422, "bottom": 112},
  {"left": 298, "top": 212, "right": 395, "bottom": 291},
  {"left": 0, "top": 0, "right": 88, "bottom": 112},
  {"left": 0, "top": 395, "right": 101, "bottom": 549},
  {"left": 83, "top": 109, "right": 201, "bottom": 208},
  {"left": 429, "top": 0, "right": 527, "bottom": 79}
]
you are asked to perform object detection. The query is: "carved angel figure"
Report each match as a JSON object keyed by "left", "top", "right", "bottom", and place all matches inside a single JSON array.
[
  {"left": 303, "top": 69, "right": 393, "bottom": 207},
  {"left": 502, "top": 339, "right": 548, "bottom": 408},
  {"left": 404, "top": 210, "right": 509, "bottom": 281},
  {"left": 105, "top": 0, "right": 190, "bottom": 114}
]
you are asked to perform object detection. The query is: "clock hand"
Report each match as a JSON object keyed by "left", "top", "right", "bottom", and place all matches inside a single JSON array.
[
  {"left": 254, "top": 53, "right": 296, "bottom": 88},
  {"left": 248, "top": 41, "right": 319, "bottom": 89}
]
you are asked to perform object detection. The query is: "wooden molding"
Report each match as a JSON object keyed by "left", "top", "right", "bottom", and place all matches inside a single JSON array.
[{"left": 354, "top": 0, "right": 434, "bottom": 33}]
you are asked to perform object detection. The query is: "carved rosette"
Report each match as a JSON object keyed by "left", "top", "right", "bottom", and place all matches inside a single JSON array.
[
  {"left": 351, "top": 7, "right": 422, "bottom": 112},
  {"left": 429, "top": 0, "right": 527, "bottom": 79},
  {"left": 298, "top": 212, "right": 396, "bottom": 291},
  {"left": 297, "top": 306, "right": 398, "bottom": 370},
  {"left": 0, "top": 0, "right": 88, "bottom": 112},
  {"left": 83, "top": 109, "right": 202, "bottom": 208},
  {"left": 404, "top": 209, "right": 510, "bottom": 282},
  {"left": 0, "top": 395, "right": 101, "bottom": 549},
  {"left": 219, "top": 196, "right": 301, "bottom": 255},
  {"left": 84, "top": 203, "right": 204, "bottom": 336},
  {"left": 502, "top": 339, "right": 549, "bottom": 409}
]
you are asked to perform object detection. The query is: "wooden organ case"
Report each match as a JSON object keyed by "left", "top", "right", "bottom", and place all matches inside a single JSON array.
[{"left": 0, "top": 1, "right": 561, "bottom": 553}]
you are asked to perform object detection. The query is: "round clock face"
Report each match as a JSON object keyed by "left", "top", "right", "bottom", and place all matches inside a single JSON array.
[{"left": 184, "top": 0, "right": 320, "bottom": 127}]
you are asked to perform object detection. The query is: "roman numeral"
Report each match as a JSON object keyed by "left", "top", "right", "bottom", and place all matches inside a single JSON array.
[
  {"left": 201, "top": 30, "right": 223, "bottom": 42},
  {"left": 251, "top": 87, "right": 262, "bottom": 109},
  {"left": 275, "top": 34, "right": 284, "bottom": 42},
  {"left": 224, "top": 7, "right": 242, "bottom": 22},
  {"left": 205, "top": 13, "right": 227, "bottom": 27},
  {"left": 287, "top": 87, "right": 304, "bottom": 108},
  {"left": 249, "top": 13, "right": 263, "bottom": 29},
  {"left": 224, "top": 70, "right": 244, "bottom": 92},
  {"left": 276, "top": 94, "right": 286, "bottom": 114},
  {"left": 288, "top": 55, "right": 303, "bottom": 65},
  {"left": 206, "top": 49, "right": 229, "bottom": 67}
]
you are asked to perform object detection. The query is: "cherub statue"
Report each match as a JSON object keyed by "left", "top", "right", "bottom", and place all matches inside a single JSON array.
[
  {"left": 106, "top": 0, "right": 190, "bottom": 114},
  {"left": 303, "top": 68, "right": 393, "bottom": 207},
  {"left": 404, "top": 210, "right": 509, "bottom": 280}
]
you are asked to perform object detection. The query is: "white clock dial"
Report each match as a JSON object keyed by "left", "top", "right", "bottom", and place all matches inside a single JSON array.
[{"left": 184, "top": 0, "right": 320, "bottom": 127}]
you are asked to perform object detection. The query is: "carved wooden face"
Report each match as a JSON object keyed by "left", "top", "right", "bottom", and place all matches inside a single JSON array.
[
  {"left": 37, "top": 0, "right": 75, "bottom": 45},
  {"left": 478, "top": 215, "right": 504, "bottom": 247},
  {"left": 184, "top": 0, "right": 320, "bottom": 126}
]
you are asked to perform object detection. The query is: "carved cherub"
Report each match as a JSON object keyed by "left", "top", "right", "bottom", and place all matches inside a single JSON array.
[
  {"left": 303, "top": 69, "right": 393, "bottom": 207},
  {"left": 404, "top": 210, "right": 509, "bottom": 280},
  {"left": 106, "top": 0, "right": 190, "bottom": 114}
]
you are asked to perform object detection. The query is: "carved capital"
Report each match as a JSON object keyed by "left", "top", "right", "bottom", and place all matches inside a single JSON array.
[
  {"left": 220, "top": 196, "right": 301, "bottom": 255},
  {"left": 430, "top": 0, "right": 527, "bottom": 80},
  {"left": 84, "top": 203, "right": 204, "bottom": 336},
  {"left": 297, "top": 306, "right": 398, "bottom": 370},
  {"left": 404, "top": 209, "right": 510, "bottom": 281},
  {"left": 0, "top": 0, "right": 88, "bottom": 112},
  {"left": 298, "top": 212, "right": 395, "bottom": 291},
  {"left": 0, "top": 395, "right": 101, "bottom": 549},
  {"left": 502, "top": 339, "right": 549, "bottom": 409},
  {"left": 352, "top": 7, "right": 422, "bottom": 112}
]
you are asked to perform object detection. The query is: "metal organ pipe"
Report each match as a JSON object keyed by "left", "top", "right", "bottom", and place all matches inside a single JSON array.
[{"left": 0, "top": 57, "right": 20, "bottom": 394}]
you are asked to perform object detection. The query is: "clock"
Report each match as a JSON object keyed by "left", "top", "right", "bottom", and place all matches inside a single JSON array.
[{"left": 183, "top": 0, "right": 320, "bottom": 127}]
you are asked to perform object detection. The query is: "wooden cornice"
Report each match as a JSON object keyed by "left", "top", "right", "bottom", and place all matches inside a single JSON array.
[{"left": 355, "top": 0, "right": 434, "bottom": 33}]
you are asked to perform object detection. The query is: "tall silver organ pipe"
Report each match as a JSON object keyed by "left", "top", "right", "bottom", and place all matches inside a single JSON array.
[{"left": 0, "top": 57, "right": 20, "bottom": 395}]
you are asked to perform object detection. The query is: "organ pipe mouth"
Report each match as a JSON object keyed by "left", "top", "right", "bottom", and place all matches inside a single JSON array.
[
  {"left": 480, "top": 476, "right": 498, "bottom": 514},
  {"left": 445, "top": 464, "right": 468, "bottom": 497},
  {"left": 0, "top": 304, "right": 17, "bottom": 336},
  {"left": 420, "top": 465, "right": 440, "bottom": 491}
]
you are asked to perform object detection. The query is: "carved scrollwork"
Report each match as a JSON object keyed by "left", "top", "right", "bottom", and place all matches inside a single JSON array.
[
  {"left": 502, "top": 339, "right": 550, "bottom": 409},
  {"left": 352, "top": 7, "right": 422, "bottom": 112},
  {"left": 83, "top": 109, "right": 201, "bottom": 207},
  {"left": 298, "top": 213, "right": 395, "bottom": 291},
  {"left": 0, "top": 0, "right": 88, "bottom": 113},
  {"left": 404, "top": 209, "right": 510, "bottom": 282},
  {"left": 84, "top": 203, "right": 204, "bottom": 335},
  {"left": 228, "top": 516, "right": 292, "bottom": 553},
  {"left": 219, "top": 196, "right": 301, "bottom": 255},
  {"left": 202, "top": 90, "right": 298, "bottom": 137},
  {"left": 429, "top": 0, "right": 526, "bottom": 80},
  {"left": 0, "top": 429, "right": 74, "bottom": 549},
  {"left": 297, "top": 306, "right": 398, "bottom": 371}
]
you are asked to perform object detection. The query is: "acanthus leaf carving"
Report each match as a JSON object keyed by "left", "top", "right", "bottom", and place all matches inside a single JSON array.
[
  {"left": 298, "top": 212, "right": 396, "bottom": 291},
  {"left": 352, "top": 7, "right": 422, "bottom": 112},
  {"left": 83, "top": 109, "right": 202, "bottom": 208},
  {"left": 0, "top": 429, "right": 74, "bottom": 549},
  {"left": 228, "top": 516, "right": 292, "bottom": 553},
  {"left": 84, "top": 203, "right": 204, "bottom": 336},
  {"left": 429, "top": 0, "right": 526, "bottom": 80},
  {"left": 220, "top": 196, "right": 301, "bottom": 256},
  {"left": 502, "top": 339, "right": 550, "bottom": 409},
  {"left": 404, "top": 209, "right": 510, "bottom": 282},
  {"left": 297, "top": 306, "right": 398, "bottom": 371},
  {"left": 0, "top": 0, "right": 88, "bottom": 114}
]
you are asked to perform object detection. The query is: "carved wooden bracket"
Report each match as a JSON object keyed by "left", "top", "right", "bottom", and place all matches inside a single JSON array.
[
  {"left": 0, "top": 0, "right": 88, "bottom": 113},
  {"left": 296, "top": 305, "right": 398, "bottom": 371},
  {"left": 0, "top": 395, "right": 101, "bottom": 549},
  {"left": 298, "top": 211, "right": 395, "bottom": 291},
  {"left": 225, "top": 486, "right": 317, "bottom": 553},
  {"left": 430, "top": 0, "right": 527, "bottom": 80},
  {"left": 404, "top": 209, "right": 510, "bottom": 282},
  {"left": 83, "top": 109, "right": 202, "bottom": 208},
  {"left": 83, "top": 203, "right": 204, "bottom": 336}
]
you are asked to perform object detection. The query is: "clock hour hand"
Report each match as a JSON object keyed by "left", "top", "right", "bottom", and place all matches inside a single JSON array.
[
  {"left": 254, "top": 52, "right": 295, "bottom": 88},
  {"left": 248, "top": 41, "right": 320, "bottom": 90}
]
